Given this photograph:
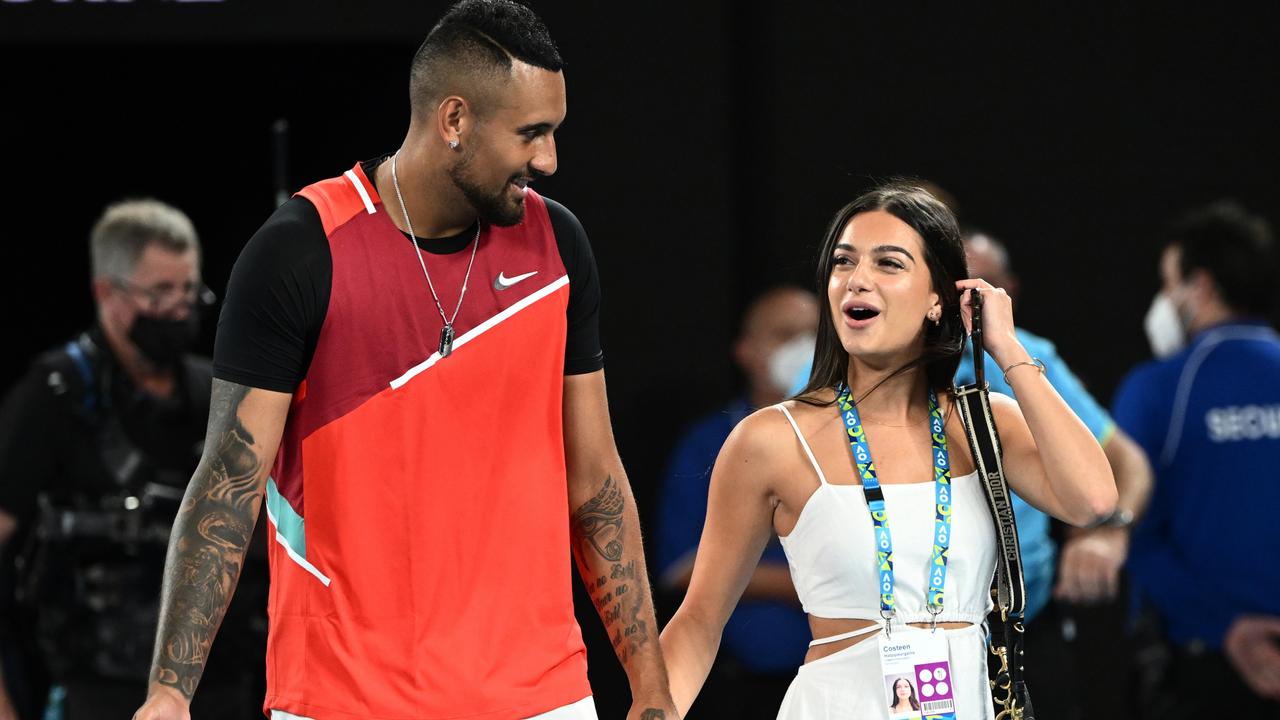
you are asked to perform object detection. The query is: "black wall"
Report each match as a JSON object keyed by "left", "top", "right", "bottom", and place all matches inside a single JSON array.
[{"left": 2, "top": 2, "right": 1277, "bottom": 717}]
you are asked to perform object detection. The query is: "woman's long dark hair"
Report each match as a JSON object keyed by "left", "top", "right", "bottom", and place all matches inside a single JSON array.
[
  {"left": 797, "top": 181, "right": 968, "bottom": 405},
  {"left": 890, "top": 677, "right": 921, "bottom": 711}
]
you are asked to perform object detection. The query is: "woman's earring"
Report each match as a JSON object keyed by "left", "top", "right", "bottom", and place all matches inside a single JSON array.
[{"left": 928, "top": 309, "right": 941, "bottom": 325}]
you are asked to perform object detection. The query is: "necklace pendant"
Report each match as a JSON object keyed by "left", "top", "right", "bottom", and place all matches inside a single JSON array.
[{"left": 439, "top": 325, "right": 455, "bottom": 357}]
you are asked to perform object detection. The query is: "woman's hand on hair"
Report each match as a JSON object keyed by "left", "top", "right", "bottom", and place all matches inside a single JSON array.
[{"left": 955, "top": 278, "right": 1026, "bottom": 368}]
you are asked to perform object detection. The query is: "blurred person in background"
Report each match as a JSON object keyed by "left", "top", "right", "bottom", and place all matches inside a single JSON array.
[
  {"left": 1114, "top": 200, "right": 1280, "bottom": 717},
  {"left": 957, "top": 229, "right": 1152, "bottom": 719},
  {"left": 0, "top": 200, "right": 265, "bottom": 720},
  {"left": 656, "top": 286, "right": 817, "bottom": 720}
]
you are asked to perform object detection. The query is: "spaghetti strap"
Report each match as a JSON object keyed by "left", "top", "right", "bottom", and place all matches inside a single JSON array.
[{"left": 776, "top": 405, "right": 829, "bottom": 486}]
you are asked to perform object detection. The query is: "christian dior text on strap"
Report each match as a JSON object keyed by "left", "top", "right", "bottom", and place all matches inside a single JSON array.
[{"left": 952, "top": 288, "right": 1036, "bottom": 720}]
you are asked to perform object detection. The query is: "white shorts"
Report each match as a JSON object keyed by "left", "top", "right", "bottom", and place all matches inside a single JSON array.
[{"left": 270, "top": 695, "right": 598, "bottom": 720}]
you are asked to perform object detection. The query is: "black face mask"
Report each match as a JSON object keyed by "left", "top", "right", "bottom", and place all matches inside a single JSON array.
[{"left": 128, "top": 313, "right": 199, "bottom": 368}]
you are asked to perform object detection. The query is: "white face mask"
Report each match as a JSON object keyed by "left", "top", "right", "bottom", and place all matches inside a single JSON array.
[
  {"left": 1144, "top": 292, "right": 1186, "bottom": 358},
  {"left": 767, "top": 332, "right": 817, "bottom": 396}
]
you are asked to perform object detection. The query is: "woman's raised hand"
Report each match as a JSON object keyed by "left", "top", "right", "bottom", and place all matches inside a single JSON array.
[{"left": 956, "top": 278, "right": 1027, "bottom": 368}]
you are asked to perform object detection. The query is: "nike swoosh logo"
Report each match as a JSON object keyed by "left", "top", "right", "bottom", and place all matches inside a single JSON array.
[{"left": 494, "top": 270, "right": 538, "bottom": 290}]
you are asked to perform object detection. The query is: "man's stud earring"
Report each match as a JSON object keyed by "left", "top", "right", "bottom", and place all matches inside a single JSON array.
[{"left": 449, "top": 139, "right": 459, "bottom": 150}]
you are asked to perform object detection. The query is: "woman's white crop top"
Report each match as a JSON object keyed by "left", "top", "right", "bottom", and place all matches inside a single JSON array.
[{"left": 774, "top": 404, "right": 997, "bottom": 626}]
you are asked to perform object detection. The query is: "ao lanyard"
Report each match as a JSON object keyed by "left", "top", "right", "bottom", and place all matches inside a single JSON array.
[{"left": 836, "top": 384, "right": 953, "bottom": 631}]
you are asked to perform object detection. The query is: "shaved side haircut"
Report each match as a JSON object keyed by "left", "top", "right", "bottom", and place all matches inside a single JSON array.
[{"left": 409, "top": 0, "right": 564, "bottom": 119}]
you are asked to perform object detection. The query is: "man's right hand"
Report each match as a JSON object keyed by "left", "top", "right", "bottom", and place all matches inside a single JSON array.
[
  {"left": 132, "top": 685, "right": 191, "bottom": 720},
  {"left": 1223, "top": 614, "right": 1280, "bottom": 701}
]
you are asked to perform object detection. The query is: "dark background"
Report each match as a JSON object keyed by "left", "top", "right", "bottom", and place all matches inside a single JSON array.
[{"left": 2, "top": 1, "right": 1278, "bottom": 718}]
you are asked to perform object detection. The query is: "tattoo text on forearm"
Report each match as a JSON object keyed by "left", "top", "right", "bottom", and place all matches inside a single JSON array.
[{"left": 571, "top": 475, "right": 651, "bottom": 666}]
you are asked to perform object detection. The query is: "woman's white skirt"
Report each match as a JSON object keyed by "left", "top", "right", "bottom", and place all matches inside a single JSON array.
[{"left": 776, "top": 624, "right": 995, "bottom": 720}]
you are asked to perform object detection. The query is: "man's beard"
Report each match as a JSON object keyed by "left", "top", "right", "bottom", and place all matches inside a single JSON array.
[{"left": 448, "top": 154, "right": 526, "bottom": 227}]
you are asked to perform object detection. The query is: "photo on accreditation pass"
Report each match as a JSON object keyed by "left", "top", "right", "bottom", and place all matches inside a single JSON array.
[
  {"left": 884, "top": 675, "right": 922, "bottom": 719},
  {"left": 885, "top": 667, "right": 955, "bottom": 719}
]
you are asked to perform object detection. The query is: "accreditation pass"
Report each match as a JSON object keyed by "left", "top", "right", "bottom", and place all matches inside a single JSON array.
[{"left": 878, "top": 628, "right": 957, "bottom": 720}]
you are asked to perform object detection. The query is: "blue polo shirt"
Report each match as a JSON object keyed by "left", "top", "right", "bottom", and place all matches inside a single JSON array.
[
  {"left": 954, "top": 327, "right": 1116, "bottom": 622},
  {"left": 656, "top": 399, "right": 811, "bottom": 674},
  {"left": 1112, "top": 320, "right": 1280, "bottom": 649}
]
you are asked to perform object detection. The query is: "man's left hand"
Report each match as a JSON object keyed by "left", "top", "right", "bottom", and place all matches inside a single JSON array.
[{"left": 1053, "top": 527, "right": 1128, "bottom": 604}]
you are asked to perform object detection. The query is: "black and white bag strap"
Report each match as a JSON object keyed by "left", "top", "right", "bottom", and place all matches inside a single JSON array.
[
  {"left": 954, "top": 382, "right": 1026, "bottom": 617},
  {"left": 951, "top": 287, "right": 1026, "bottom": 618},
  {"left": 952, "top": 288, "right": 1034, "bottom": 719}
]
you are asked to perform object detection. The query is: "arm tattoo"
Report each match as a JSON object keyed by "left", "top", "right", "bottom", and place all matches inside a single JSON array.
[
  {"left": 151, "top": 381, "right": 263, "bottom": 699},
  {"left": 571, "top": 475, "right": 651, "bottom": 666},
  {"left": 639, "top": 711, "right": 666, "bottom": 720},
  {"left": 571, "top": 474, "right": 624, "bottom": 561}
]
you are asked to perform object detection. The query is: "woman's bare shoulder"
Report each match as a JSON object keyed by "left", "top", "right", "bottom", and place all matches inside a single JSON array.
[
  {"left": 725, "top": 404, "right": 791, "bottom": 455},
  {"left": 780, "top": 388, "right": 839, "bottom": 424},
  {"left": 721, "top": 394, "right": 828, "bottom": 462}
]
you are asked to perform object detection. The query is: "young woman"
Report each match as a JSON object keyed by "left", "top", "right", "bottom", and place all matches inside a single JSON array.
[
  {"left": 659, "top": 183, "right": 1117, "bottom": 718},
  {"left": 889, "top": 677, "right": 921, "bottom": 715}
]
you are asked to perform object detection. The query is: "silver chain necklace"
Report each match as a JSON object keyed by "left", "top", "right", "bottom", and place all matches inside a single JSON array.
[{"left": 390, "top": 151, "right": 480, "bottom": 358}]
